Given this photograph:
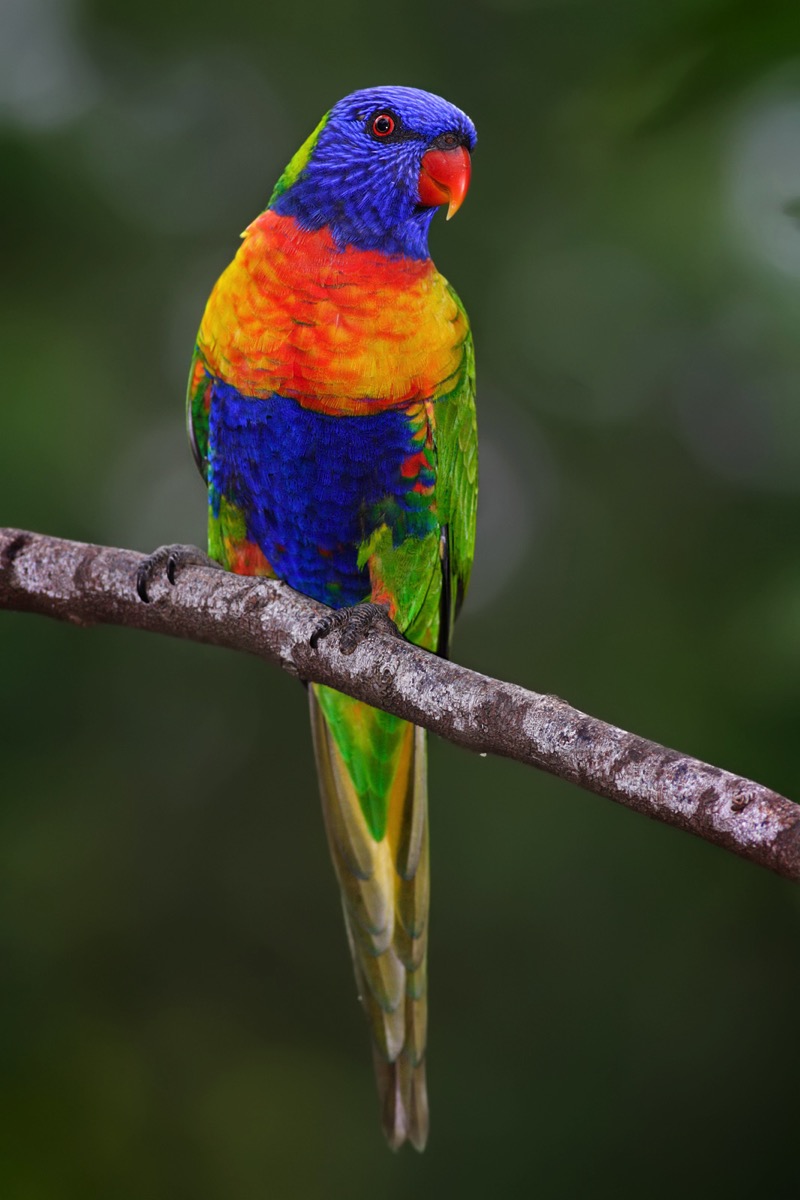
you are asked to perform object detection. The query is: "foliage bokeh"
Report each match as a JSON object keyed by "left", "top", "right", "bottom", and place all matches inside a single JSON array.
[{"left": 2, "top": 1, "right": 800, "bottom": 1195}]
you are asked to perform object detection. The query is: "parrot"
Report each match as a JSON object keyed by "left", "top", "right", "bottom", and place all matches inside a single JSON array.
[{"left": 137, "top": 85, "right": 478, "bottom": 1151}]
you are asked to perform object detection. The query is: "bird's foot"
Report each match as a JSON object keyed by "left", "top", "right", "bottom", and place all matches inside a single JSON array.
[
  {"left": 310, "top": 602, "right": 403, "bottom": 655},
  {"left": 136, "top": 543, "right": 222, "bottom": 603}
]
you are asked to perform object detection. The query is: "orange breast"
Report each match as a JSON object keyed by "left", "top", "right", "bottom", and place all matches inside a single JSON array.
[{"left": 198, "top": 210, "right": 466, "bottom": 414}]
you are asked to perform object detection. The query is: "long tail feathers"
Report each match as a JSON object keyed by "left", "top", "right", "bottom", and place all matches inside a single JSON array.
[{"left": 309, "top": 685, "right": 429, "bottom": 1151}]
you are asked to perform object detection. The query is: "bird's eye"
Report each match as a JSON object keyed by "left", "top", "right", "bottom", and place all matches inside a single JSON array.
[
  {"left": 372, "top": 113, "right": 395, "bottom": 137},
  {"left": 441, "top": 132, "right": 458, "bottom": 148}
]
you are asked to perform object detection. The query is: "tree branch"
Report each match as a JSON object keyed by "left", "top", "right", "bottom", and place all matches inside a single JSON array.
[{"left": 2, "top": 526, "right": 799, "bottom": 883}]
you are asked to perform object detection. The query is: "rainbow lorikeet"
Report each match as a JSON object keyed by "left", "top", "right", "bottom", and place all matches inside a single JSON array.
[{"left": 139, "top": 86, "right": 477, "bottom": 1151}]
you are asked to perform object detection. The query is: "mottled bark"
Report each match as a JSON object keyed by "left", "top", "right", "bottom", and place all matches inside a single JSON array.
[{"left": 2, "top": 526, "right": 799, "bottom": 882}]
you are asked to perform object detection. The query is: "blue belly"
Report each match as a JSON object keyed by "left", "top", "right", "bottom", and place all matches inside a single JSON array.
[{"left": 207, "top": 381, "right": 424, "bottom": 607}]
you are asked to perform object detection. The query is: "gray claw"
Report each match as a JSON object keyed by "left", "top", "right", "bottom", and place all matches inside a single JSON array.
[
  {"left": 136, "top": 543, "right": 220, "bottom": 603},
  {"left": 310, "top": 602, "right": 402, "bottom": 655}
]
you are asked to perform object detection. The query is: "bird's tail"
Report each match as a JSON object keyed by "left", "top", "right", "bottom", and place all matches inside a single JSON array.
[{"left": 309, "top": 682, "right": 429, "bottom": 1151}]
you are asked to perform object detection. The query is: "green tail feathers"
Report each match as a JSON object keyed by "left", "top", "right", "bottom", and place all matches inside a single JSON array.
[{"left": 309, "top": 684, "right": 430, "bottom": 1151}]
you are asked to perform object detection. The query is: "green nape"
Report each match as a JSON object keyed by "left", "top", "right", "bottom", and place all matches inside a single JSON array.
[
  {"left": 268, "top": 112, "right": 329, "bottom": 207},
  {"left": 314, "top": 686, "right": 409, "bottom": 841}
]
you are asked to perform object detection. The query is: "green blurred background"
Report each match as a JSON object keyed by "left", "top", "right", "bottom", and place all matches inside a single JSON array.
[{"left": 2, "top": 0, "right": 800, "bottom": 1196}]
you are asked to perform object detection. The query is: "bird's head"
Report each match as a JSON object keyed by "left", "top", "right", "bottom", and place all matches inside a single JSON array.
[{"left": 269, "top": 85, "right": 476, "bottom": 260}]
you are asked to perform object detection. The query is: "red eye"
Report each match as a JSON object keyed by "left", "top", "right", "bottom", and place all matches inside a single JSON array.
[{"left": 372, "top": 113, "right": 395, "bottom": 137}]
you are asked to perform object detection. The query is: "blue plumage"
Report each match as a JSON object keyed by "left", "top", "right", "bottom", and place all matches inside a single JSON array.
[{"left": 207, "top": 381, "right": 424, "bottom": 606}]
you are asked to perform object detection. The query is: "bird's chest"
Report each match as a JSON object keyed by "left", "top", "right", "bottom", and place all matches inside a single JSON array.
[{"left": 199, "top": 211, "right": 465, "bottom": 413}]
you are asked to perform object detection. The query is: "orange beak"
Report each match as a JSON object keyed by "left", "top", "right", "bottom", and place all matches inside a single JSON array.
[{"left": 418, "top": 145, "right": 472, "bottom": 220}]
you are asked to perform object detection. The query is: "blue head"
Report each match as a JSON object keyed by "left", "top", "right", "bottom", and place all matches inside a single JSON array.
[{"left": 269, "top": 85, "right": 477, "bottom": 260}]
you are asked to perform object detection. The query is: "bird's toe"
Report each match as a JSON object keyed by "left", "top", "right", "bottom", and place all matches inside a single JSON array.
[{"left": 136, "top": 543, "right": 220, "bottom": 603}]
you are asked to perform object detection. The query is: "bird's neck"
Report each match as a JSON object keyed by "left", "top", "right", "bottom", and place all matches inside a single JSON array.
[
  {"left": 269, "top": 169, "right": 437, "bottom": 261},
  {"left": 245, "top": 211, "right": 436, "bottom": 290}
]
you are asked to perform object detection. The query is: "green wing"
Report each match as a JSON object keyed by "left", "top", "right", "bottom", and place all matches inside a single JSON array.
[
  {"left": 435, "top": 282, "right": 478, "bottom": 656},
  {"left": 187, "top": 343, "right": 212, "bottom": 483}
]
